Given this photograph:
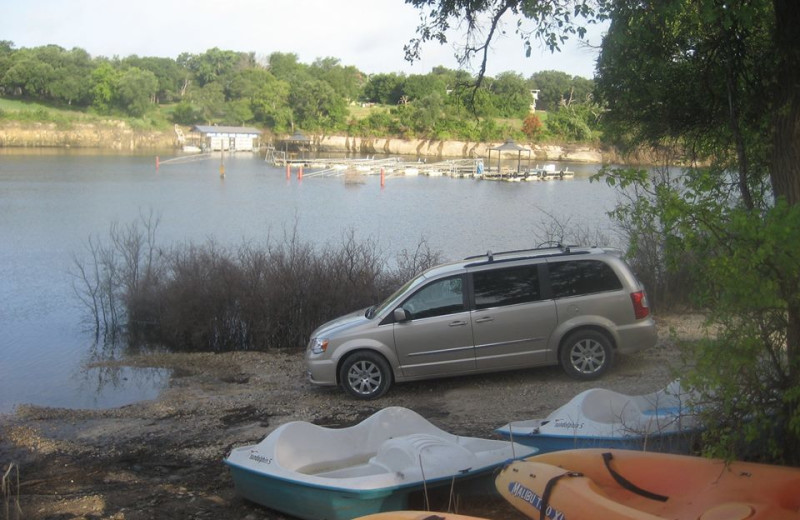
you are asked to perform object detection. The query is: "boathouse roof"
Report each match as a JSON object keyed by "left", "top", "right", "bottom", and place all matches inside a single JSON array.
[
  {"left": 490, "top": 138, "right": 531, "bottom": 152},
  {"left": 192, "top": 125, "right": 262, "bottom": 136}
]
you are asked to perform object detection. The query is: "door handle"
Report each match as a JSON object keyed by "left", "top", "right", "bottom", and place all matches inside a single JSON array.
[
  {"left": 449, "top": 320, "right": 468, "bottom": 327},
  {"left": 475, "top": 317, "right": 494, "bottom": 323}
]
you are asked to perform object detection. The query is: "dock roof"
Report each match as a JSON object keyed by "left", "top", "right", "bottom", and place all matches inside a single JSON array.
[{"left": 192, "top": 125, "right": 262, "bottom": 135}]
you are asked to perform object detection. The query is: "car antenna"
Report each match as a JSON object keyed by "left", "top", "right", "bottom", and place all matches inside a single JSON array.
[{"left": 487, "top": 250, "right": 493, "bottom": 262}]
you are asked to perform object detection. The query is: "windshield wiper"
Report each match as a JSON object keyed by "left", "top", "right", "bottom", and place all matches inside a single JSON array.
[{"left": 365, "top": 305, "right": 376, "bottom": 319}]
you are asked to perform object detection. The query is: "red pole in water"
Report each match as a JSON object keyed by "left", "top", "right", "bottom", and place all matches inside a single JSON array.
[
  {"left": 298, "top": 164, "right": 303, "bottom": 180},
  {"left": 156, "top": 156, "right": 159, "bottom": 170},
  {"left": 286, "top": 163, "right": 290, "bottom": 180},
  {"left": 380, "top": 167, "right": 385, "bottom": 188}
]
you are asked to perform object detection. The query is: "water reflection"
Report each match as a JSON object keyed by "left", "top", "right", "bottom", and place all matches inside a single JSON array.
[{"left": 73, "top": 335, "right": 171, "bottom": 410}]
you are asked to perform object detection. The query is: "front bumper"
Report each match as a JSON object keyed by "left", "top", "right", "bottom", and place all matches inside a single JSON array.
[{"left": 305, "top": 354, "right": 338, "bottom": 387}]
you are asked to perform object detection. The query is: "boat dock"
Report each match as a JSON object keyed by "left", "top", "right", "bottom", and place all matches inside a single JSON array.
[
  {"left": 480, "top": 163, "right": 574, "bottom": 182},
  {"left": 266, "top": 151, "right": 486, "bottom": 179}
]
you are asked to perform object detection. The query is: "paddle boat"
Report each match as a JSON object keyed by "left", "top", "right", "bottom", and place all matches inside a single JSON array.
[
  {"left": 355, "top": 512, "right": 491, "bottom": 520},
  {"left": 496, "top": 380, "right": 701, "bottom": 454},
  {"left": 225, "top": 407, "right": 537, "bottom": 520},
  {"left": 496, "top": 448, "right": 800, "bottom": 520}
]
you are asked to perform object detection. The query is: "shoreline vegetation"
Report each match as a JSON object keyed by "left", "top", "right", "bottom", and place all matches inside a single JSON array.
[{"left": 0, "top": 120, "right": 607, "bottom": 163}]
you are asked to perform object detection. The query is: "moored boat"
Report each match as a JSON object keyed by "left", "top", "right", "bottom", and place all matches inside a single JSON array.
[
  {"left": 495, "top": 380, "right": 701, "bottom": 454},
  {"left": 496, "top": 448, "right": 800, "bottom": 520},
  {"left": 225, "top": 407, "right": 537, "bottom": 520},
  {"left": 531, "top": 164, "right": 574, "bottom": 179}
]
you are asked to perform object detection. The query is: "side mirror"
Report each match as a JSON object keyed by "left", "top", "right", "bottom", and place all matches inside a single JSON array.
[{"left": 394, "top": 308, "right": 409, "bottom": 322}]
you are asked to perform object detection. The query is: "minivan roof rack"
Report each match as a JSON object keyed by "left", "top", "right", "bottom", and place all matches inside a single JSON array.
[{"left": 463, "top": 243, "right": 580, "bottom": 261}]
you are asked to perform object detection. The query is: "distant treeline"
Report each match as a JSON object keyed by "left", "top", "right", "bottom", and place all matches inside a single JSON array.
[{"left": 0, "top": 41, "right": 599, "bottom": 142}]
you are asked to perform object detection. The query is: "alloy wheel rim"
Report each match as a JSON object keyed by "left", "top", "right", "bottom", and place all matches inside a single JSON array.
[
  {"left": 348, "top": 360, "right": 381, "bottom": 395},
  {"left": 570, "top": 339, "right": 606, "bottom": 374}
]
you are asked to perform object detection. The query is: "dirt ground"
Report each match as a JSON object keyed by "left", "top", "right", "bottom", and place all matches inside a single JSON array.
[{"left": 0, "top": 314, "right": 703, "bottom": 520}]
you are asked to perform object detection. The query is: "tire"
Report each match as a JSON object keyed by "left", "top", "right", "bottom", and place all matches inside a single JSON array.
[
  {"left": 339, "top": 351, "right": 392, "bottom": 400},
  {"left": 559, "top": 330, "right": 614, "bottom": 380}
]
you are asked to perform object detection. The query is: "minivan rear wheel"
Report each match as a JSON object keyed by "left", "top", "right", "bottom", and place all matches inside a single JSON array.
[
  {"left": 559, "top": 330, "right": 614, "bottom": 380},
  {"left": 339, "top": 351, "right": 392, "bottom": 399}
]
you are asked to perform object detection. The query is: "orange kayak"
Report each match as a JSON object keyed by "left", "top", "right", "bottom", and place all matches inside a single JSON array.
[
  {"left": 496, "top": 448, "right": 800, "bottom": 520},
  {"left": 355, "top": 512, "right": 490, "bottom": 520}
]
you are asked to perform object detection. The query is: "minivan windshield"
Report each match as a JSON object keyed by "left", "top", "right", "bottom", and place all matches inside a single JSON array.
[{"left": 369, "top": 271, "right": 429, "bottom": 318}]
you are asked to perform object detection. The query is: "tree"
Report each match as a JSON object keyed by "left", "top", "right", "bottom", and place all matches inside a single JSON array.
[
  {"left": 117, "top": 67, "right": 158, "bottom": 117},
  {"left": 362, "top": 73, "right": 404, "bottom": 104},
  {"left": 521, "top": 113, "right": 543, "bottom": 140},
  {"left": 490, "top": 71, "right": 531, "bottom": 117},
  {"left": 289, "top": 79, "right": 347, "bottom": 130},
  {"left": 48, "top": 47, "right": 94, "bottom": 106},
  {"left": 400, "top": 73, "right": 448, "bottom": 103},
  {"left": 90, "top": 62, "right": 120, "bottom": 114},
  {"left": 190, "top": 81, "right": 226, "bottom": 123},
  {"left": 1, "top": 54, "right": 54, "bottom": 98},
  {"left": 592, "top": 0, "right": 800, "bottom": 463},
  {"left": 179, "top": 48, "right": 253, "bottom": 87},
  {"left": 267, "top": 52, "right": 309, "bottom": 84},
  {"left": 310, "top": 57, "right": 364, "bottom": 102},
  {"left": 529, "top": 70, "right": 574, "bottom": 111},
  {"left": 121, "top": 55, "right": 185, "bottom": 103}
]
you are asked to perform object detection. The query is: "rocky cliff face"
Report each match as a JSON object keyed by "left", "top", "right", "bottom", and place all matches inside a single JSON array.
[
  {"left": 316, "top": 135, "right": 604, "bottom": 163},
  {"left": 0, "top": 121, "right": 176, "bottom": 150},
  {"left": 0, "top": 122, "right": 605, "bottom": 163}
]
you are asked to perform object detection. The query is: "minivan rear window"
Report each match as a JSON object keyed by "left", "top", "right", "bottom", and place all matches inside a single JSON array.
[
  {"left": 473, "top": 265, "right": 541, "bottom": 309},
  {"left": 549, "top": 260, "right": 622, "bottom": 298}
]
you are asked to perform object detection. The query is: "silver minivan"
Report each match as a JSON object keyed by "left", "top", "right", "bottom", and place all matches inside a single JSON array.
[{"left": 306, "top": 246, "right": 657, "bottom": 399}]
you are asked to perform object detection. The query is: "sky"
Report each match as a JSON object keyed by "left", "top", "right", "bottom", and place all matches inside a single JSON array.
[{"left": 1, "top": 0, "right": 604, "bottom": 79}]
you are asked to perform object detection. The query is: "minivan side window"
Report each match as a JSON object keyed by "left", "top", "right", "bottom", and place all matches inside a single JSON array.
[
  {"left": 473, "top": 265, "right": 541, "bottom": 310},
  {"left": 402, "top": 275, "right": 465, "bottom": 320},
  {"left": 549, "top": 260, "right": 622, "bottom": 298}
]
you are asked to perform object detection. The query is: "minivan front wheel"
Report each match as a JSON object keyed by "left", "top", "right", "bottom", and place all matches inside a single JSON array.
[
  {"left": 559, "top": 330, "right": 614, "bottom": 380},
  {"left": 339, "top": 351, "right": 392, "bottom": 399}
]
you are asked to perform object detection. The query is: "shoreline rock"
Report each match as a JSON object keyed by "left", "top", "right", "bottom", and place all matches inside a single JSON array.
[
  {"left": 0, "top": 121, "right": 606, "bottom": 163},
  {"left": 316, "top": 134, "right": 605, "bottom": 163}
]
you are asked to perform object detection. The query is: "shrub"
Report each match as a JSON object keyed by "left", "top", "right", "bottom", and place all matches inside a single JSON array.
[{"left": 72, "top": 218, "right": 441, "bottom": 352}]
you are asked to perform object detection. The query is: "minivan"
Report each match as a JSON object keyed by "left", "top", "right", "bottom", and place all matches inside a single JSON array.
[{"left": 306, "top": 246, "right": 657, "bottom": 399}]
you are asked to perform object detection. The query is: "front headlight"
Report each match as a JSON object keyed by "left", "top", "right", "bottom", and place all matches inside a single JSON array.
[{"left": 309, "top": 337, "right": 328, "bottom": 354}]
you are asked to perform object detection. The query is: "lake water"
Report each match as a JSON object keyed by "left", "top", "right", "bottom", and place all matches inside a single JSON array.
[{"left": 0, "top": 149, "right": 619, "bottom": 414}]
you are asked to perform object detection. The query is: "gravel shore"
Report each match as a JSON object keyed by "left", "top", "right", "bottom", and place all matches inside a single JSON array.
[{"left": 0, "top": 314, "right": 700, "bottom": 519}]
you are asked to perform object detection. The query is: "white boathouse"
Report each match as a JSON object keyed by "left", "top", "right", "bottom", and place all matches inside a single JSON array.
[{"left": 191, "top": 125, "right": 262, "bottom": 152}]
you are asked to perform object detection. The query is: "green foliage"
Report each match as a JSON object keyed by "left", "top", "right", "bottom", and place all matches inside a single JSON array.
[
  {"left": 171, "top": 101, "right": 203, "bottom": 125},
  {"left": 595, "top": 0, "right": 799, "bottom": 462},
  {"left": 178, "top": 47, "right": 252, "bottom": 87},
  {"left": 0, "top": 40, "right": 602, "bottom": 142},
  {"left": 289, "top": 79, "right": 347, "bottom": 131},
  {"left": 543, "top": 104, "right": 599, "bottom": 142},
  {"left": 529, "top": 70, "right": 574, "bottom": 111},
  {"left": 597, "top": 162, "right": 800, "bottom": 464},
  {"left": 681, "top": 200, "right": 800, "bottom": 463},
  {"left": 118, "top": 67, "right": 158, "bottom": 117},
  {"left": 362, "top": 73, "right": 404, "bottom": 104},
  {"left": 491, "top": 72, "right": 531, "bottom": 118},
  {"left": 90, "top": 62, "right": 120, "bottom": 114},
  {"left": 310, "top": 57, "right": 364, "bottom": 101}
]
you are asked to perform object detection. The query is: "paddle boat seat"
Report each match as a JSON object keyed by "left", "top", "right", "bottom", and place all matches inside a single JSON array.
[{"left": 371, "top": 433, "right": 477, "bottom": 474}]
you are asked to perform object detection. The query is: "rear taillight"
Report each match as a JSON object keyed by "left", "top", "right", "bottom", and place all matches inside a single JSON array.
[{"left": 630, "top": 291, "right": 650, "bottom": 319}]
